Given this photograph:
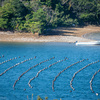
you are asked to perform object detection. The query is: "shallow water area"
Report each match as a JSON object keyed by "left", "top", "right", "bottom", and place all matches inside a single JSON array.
[
  {"left": 0, "top": 42, "right": 100, "bottom": 100},
  {"left": 83, "top": 32, "right": 100, "bottom": 41}
]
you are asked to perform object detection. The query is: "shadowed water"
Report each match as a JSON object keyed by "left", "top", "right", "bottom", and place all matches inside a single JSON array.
[{"left": 0, "top": 42, "right": 100, "bottom": 100}]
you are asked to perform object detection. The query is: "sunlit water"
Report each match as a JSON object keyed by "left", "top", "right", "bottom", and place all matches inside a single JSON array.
[
  {"left": 0, "top": 42, "right": 100, "bottom": 100},
  {"left": 83, "top": 32, "right": 100, "bottom": 41}
]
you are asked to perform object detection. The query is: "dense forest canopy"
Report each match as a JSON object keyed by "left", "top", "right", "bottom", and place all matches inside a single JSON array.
[{"left": 0, "top": 0, "right": 100, "bottom": 34}]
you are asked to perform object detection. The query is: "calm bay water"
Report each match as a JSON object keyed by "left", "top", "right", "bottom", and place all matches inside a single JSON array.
[{"left": 0, "top": 42, "right": 100, "bottom": 100}]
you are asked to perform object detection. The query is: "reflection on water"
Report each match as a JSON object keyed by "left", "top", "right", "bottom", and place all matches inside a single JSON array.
[{"left": 83, "top": 32, "right": 100, "bottom": 41}]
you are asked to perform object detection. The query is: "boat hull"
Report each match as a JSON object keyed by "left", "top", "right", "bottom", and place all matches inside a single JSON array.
[{"left": 76, "top": 41, "right": 100, "bottom": 45}]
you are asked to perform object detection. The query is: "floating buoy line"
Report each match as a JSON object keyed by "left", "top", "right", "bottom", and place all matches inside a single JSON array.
[
  {"left": 0, "top": 55, "right": 4, "bottom": 58},
  {"left": 0, "top": 55, "right": 99, "bottom": 95},
  {"left": 0, "top": 57, "right": 18, "bottom": 65},
  {"left": 90, "top": 69, "right": 100, "bottom": 95},
  {"left": 13, "top": 57, "right": 55, "bottom": 89},
  {"left": 28, "top": 58, "right": 68, "bottom": 88},
  {"left": 52, "top": 59, "right": 85, "bottom": 91},
  {"left": 0, "top": 58, "right": 33, "bottom": 76},
  {"left": 70, "top": 60, "right": 99, "bottom": 91}
]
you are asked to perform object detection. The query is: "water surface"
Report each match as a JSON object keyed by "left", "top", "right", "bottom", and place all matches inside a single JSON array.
[
  {"left": 0, "top": 42, "right": 100, "bottom": 100},
  {"left": 83, "top": 32, "right": 100, "bottom": 41}
]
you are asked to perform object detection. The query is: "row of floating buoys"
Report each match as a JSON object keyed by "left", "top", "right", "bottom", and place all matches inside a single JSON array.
[
  {"left": 28, "top": 58, "right": 68, "bottom": 88},
  {"left": 13, "top": 57, "right": 55, "bottom": 89},
  {"left": 90, "top": 69, "right": 100, "bottom": 96},
  {"left": 0, "top": 55, "right": 4, "bottom": 58},
  {"left": 0, "top": 56, "right": 30, "bottom": 65},
  {"left": 0, "top": 58, "right": 33, "bottom": 76},
  {"left": 0, "top": 57, "right": 18, "bottom": 65},
  {"left": 70, "top": 60, "right": 99, "bottom": 91},
  {"left": 52, "top": 59, "right": 85, "bottom": 91}
]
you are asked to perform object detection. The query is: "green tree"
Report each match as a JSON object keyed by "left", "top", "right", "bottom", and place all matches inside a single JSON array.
[
  {"left": 97, "top": 3, "right": 100, "bottom": 24},
  {"left": 24, "top": 8, "right": 47, "bottom": 34},
  {"left": 0, "top": 0, "right": 28, "bottom": 30},
  {"left": 0, "top": 0, "right": 100, "bottom": 33},
  {"left": 71, "top": 0, "right": 100, "bottom": 25},
  {"left": 0, "top": 2, "right": 13, "bottom": 29}
]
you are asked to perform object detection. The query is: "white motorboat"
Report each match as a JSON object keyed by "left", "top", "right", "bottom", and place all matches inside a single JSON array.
[{"left": 76, "top": 41, "right": 100, "bottom": 45}]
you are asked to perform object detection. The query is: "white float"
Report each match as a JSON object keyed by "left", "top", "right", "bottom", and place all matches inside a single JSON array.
[{"left": 76, "top": 41, "right": 100, "bottom": 45}]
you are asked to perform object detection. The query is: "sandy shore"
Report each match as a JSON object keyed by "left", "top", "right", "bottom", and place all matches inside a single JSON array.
[{"left": 0, "top": 25, "right": 100, "bottom": 43}]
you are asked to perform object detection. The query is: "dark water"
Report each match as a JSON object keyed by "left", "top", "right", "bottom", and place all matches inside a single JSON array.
[
  {"left": 0, "top": 42, "right": 100, "bottom": 100},
  {"left": 83, "top": 32, "right": 100, "bottom": 41}
]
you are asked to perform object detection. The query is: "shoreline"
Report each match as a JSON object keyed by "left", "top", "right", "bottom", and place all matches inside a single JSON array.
[
  {"left": 0, "top": 25, "right": 100, "bottom": 43},
  {"left": 82, "top": 32, "right": 100, "bottom": 41}
]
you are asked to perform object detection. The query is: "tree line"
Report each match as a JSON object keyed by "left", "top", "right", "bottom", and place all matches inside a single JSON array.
[{"left": 0, "top": 0, "right": 100, "bottom": 34}]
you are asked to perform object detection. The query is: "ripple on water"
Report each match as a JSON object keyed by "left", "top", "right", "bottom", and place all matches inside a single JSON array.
[{"left": 0, "top": 42, "right": 100, "bottom": 100}]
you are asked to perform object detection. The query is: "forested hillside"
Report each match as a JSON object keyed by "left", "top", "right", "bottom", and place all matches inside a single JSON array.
[{"left": 0, "top": 0, "right": 100, "bottom": 34}]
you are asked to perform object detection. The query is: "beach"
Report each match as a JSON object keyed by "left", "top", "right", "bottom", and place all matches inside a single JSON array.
[{"left": 0, "top": 25, "right": 100, "bottom": 43}]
